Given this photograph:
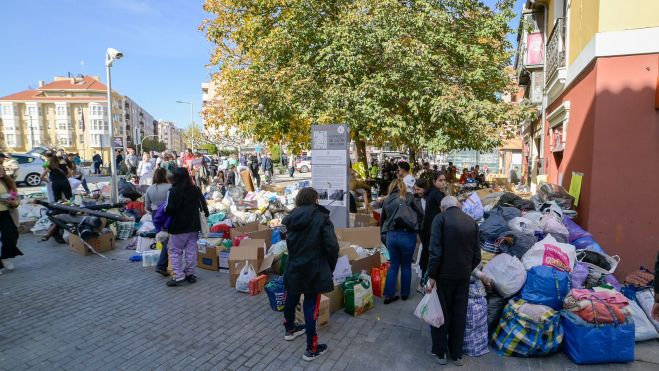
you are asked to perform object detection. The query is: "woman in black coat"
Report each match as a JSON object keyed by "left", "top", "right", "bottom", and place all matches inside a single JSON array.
[
  {"left": 281, "top": 187, "right": 339, "bottom": 361},
  {"left": 419, "top": 172, "right": 447, "bottom": 279}
]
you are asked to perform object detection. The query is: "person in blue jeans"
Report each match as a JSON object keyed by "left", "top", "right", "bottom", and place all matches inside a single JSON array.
[
  {"left": 281, "top": 187, "right": 339, "bottom": 362},
  {"left": 379, "top": 178, "right": 424, "bottom": 304}
]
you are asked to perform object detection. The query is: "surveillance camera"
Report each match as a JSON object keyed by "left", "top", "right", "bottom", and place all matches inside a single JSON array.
[{"left": 107, "top": 48, "right": 123, "bottom": 60}]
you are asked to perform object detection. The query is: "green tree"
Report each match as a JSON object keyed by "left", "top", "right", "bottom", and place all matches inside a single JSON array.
[
  {"left": 202, "top": 0, "right": 535, "bottom": 169},
  {"left": 142, "top": 138, "right": 166, "bottom": 153},
  {"left": 199, "top": 143, "right": 218, "bottom": 155}
]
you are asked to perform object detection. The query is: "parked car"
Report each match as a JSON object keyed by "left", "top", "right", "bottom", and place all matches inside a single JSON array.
[
  {"left": 11, "top": 153, "right": 44, "bottom": 186},
  {"left": 295, "top": 156, "right": 312, "bottom": 173}
]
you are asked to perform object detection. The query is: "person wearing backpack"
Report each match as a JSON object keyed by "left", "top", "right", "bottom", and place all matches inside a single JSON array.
[{"left": 379, "top": 178, "right": 424, "bottom": 304}]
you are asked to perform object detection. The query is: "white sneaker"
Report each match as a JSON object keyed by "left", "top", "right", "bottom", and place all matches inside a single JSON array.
[{"left": 1, "top": 259, "right": 14, "bottom": 270}]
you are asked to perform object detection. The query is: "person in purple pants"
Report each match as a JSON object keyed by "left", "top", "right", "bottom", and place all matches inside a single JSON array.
[{"left": 164, "top": 167, "right": 209, "bottom": 287}]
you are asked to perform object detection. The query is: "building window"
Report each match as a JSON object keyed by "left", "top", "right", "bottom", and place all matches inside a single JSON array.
[
  {"left": 56, "top": 106, "right": 67, "bottom": 117},
  {"left": 4, "top": 134, "right": 17, "bottom": 147},
  {"left": 90, "top": 134, "right": 109, "bottom": 147},
  {"left": 77, "top": 107, "right": 83, "bottom": 114},
  {"left": 89, "top": 105, "right": 105, "bottom": 117},
  {"left": 91, "top": 119, "right": 108, "bottom": 131},
  {"left": 1, "top": 105, "right": 12, "bottom": 116},
  {"left": 57, "top": 121, "right": 70, "bottom": 131},
  {"left": 27, "top": 106, "right": 37, "bottom": 117},
  {"left": 78, "top": 120, "right": 84, "bottom": 130},
  {"left": 79, "top": 134, "right": 84, "bottom": 144},
  {"left": 57, "top": 134, "right": 72, "bottom": 147}
]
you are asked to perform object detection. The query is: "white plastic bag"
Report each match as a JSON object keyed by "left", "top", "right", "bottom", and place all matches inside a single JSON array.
[
  {"left": 483, "top": 253, "right": 527, "bottom": 298},
  {"left": 333, "top": 255, "right": 352, "bottom": 285},
  {"left": 508, "top": 217, "right": 542, "bottom": 236},
  {"left": 267, "top": 240, "right": 287, "bottom": 259},
  {"left": 68, "top": 177, "right": 82, "bottom": 193},
  {"left": 414, "top": 288, "right": 444, "bottom": 328},
  {"left": 136, "top": 237, "right": 156, "bottom": 253},
  {"left": 462, "top": 192, "right": 484, "bottom": 221},
  {"left": 521, "top": 234, "right": 576, "bottom": 272},
  {"left": 541, "top": 214, "right": 569, "bottom": 240},
  {"left": 199, "top": 212, "right": 209, "bottom": 238},
  {"left": 628, "top": 300, "right": 659, "bottom": 341},
  {"left": 236, "top": 261, "right": 256, "bottom": 293},
  {"left": 636, "top": 289, "right": 659, "bottom": 332}
]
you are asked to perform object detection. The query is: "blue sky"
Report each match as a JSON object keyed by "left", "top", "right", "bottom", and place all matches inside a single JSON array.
[{"left": 0, "top": 0, "right": 525, "bottom": 130}]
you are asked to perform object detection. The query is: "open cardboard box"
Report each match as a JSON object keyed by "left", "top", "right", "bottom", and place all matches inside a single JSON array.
[
  {"left": 335, "top": 226, "right": 382, "bottom": 274},
  {"left": 233, "top": 222, "right": 274, "bottom": 248},
  {"left": 69, "top": 230, "right": 115, "bottom": 256},
  {"left": 228, "top": 239, "right": 274, "bottom": 287}
]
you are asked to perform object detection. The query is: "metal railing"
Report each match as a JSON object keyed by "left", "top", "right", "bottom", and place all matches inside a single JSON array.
[{"left": 546, "top": 18, "right": 566, "bottom": 83}]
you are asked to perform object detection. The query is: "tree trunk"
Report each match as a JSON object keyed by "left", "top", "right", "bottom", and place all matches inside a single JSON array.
[
  {"left": 356, "top": 138, "right": 368, "bottom": 172},
  {"left": 408, "top": 147, "right": 417, "bottom": 173}
]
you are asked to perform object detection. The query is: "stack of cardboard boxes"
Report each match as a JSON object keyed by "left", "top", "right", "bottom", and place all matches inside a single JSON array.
[{"left": 325, "top": 226, "right": 383, "bottom": 314}]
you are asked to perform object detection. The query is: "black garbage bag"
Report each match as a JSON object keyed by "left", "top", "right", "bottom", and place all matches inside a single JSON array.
[
  {"left": 497, "top": 231, "right": 537, "bottom": 259},
  {"left": 513, "top": 199, "right": 536, "bottom": 211},
  {"left": 537, "top": 183, "right": 575, "bottom": 210},
  {"left": 497, "top": 192, "right": 522, "bottom": 208}
]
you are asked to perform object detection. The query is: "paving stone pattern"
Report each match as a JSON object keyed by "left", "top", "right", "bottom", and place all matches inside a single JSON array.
[{"left": 1, "top": 234, "right": 658, "bottom": 370}]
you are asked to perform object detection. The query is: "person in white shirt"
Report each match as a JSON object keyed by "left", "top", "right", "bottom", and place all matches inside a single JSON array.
[
  {"left": 397, "top": 161, "right": 415, "bottom": 193},
  {"left": 137, "top": 153, "right": 154, "bottom": 185}
]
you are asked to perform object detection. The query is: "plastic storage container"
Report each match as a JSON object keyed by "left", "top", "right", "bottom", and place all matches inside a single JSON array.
[{"left": 142, "top": 251, "right": 160, "bottom": 267}]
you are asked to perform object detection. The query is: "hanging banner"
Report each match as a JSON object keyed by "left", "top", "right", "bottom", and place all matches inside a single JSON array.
[
  {"left": 312, "top": 124, "right": 349, "bottom": 228},
  {"left": 568, "top": 172, "right": 583, "bottom": 207}
]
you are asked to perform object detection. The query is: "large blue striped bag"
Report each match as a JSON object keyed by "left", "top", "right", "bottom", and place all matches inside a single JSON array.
[{"left": 491, "top": 299, "right": 563, "bottom": 357}]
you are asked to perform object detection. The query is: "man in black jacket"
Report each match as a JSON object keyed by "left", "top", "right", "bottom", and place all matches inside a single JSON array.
[
  {"left": 282, "top": 187, "right": 339, "bottom": 362},
  {"left": 426, "top": 196, "right": 480, "bottom": 366}
]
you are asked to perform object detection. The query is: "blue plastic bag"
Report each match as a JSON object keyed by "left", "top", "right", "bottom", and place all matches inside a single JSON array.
[
  {"left": 572, "top": 236, "right": 605, "bottom": 254},
  {"left": 561, "top": 310, "right": 634, "bottom": 365},
  {"left": 272, "top": 228, "right": 282, "bottom": 245},
  {"left": 265, "top": 276, "right": 286, "bottom": 312},
  {"left": 521, "top": 266, "right": 570, "bottom": 310}
]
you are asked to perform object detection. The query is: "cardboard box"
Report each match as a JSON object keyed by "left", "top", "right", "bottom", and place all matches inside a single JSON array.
[
  {"left": 353, "top": 213, "right": 376, "bottom": 227},
  {"left": 197, "top": 245, "right": 219, "bottom": 271},
  {"left": 324, "top": 285, "right": 344, "bottom": 314},
  {"left": 233, "top": 222, "right": 274, "bottom": 248},
  {"left": 339, "top": 245, "right": 382, "bottom": 275},
  {"left": 228, "top": 239, "right": 274, "bottom": 287},
  {"left": 335, "top": 226, "right": 381, "bottom": 249},
  {"left": 69, "top": 231, "right": 115, "bottom": 256},
  {"left": 295, "top": 294, "right": 330, "bottom": 329},
  {"left": 218, "top": 250, "right": 230, "bottom": 270}
]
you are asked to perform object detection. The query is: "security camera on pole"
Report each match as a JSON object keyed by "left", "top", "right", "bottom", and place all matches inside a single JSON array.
[{"left": 105, "top": 47, "right": 123, "bottom": 203}]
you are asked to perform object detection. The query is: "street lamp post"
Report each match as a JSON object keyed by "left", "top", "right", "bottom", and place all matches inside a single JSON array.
[
  {"left": 105, "top": 47, "right": 123, "bottom": 203},
  {"left": 139, "top": 134, "right": 159, "bottom": 155},
  {"left": 176, "top": 101, "right": 195, "bottom": 152}
]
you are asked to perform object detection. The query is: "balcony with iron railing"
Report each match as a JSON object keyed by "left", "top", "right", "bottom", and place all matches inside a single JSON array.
[{"left": 545, "top": 18, "right": 567, "bottom": 101}]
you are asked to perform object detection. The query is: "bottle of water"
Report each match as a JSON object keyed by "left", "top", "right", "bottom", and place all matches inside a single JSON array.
[{"left": 371, "top": 186, "right": 378, "bottom": 200}]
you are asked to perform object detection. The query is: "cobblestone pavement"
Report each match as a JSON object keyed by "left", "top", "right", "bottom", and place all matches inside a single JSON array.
[{"left": 1, "top": 234, "right": 658, "bottom": 371}]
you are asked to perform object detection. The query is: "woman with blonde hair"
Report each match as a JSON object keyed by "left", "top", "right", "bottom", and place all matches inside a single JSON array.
[
  {"left": 0, "top": 153, "right": 22, "bottom": 272},
  {"left": 379, "top": 178, "right": 424, "bottom": 304}
]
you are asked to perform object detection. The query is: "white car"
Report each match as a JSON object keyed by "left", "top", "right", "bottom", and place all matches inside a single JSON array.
[{"left": 10, "top": 154, "right": 44, "bottom": 186}]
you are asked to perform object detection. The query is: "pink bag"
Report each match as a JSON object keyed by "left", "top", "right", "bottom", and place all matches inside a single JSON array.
[{"left": 521, "top": 234, "right": 576, "bottom": 272}]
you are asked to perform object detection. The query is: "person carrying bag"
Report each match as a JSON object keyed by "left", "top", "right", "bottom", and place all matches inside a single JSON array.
[{"left": 379, "top": 178, "right": 424, "bottom": 305}]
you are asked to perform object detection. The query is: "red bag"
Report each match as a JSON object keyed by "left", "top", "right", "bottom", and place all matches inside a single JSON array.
[
  {"left": 126, "top": 201, "right": 145, "bottom": 216},
  {"left": 210, "top": 223, "right": 231, "bottom": 238},
  {"left": 371, "top": 263, "right": 389, "bottom": 297},
  {"left": 233, "top": 235, "right": 249, "bottom": 247}
]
